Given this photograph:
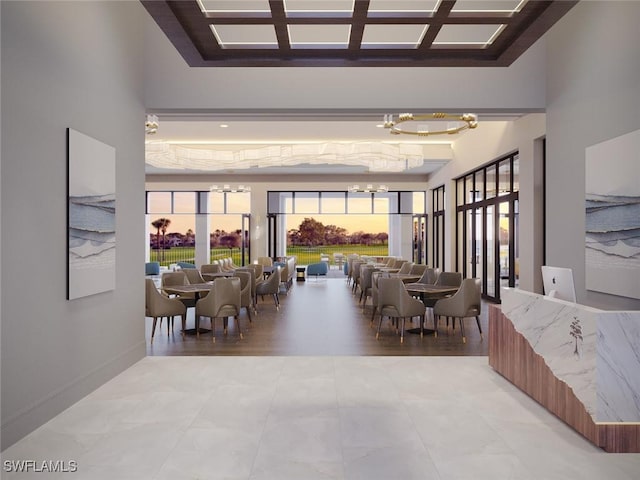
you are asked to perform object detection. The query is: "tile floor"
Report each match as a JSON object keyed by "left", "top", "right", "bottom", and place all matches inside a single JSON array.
[{"left": 2, "top": 356, "right": 639, "bottom": 479}]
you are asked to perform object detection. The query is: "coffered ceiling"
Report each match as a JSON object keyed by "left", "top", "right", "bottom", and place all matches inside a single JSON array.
[{"left": 141, "top": 0, "right": 576, "bottom": 67}]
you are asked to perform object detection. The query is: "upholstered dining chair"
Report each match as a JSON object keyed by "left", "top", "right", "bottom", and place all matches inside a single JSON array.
[
  {"left": 416, "top": 268, "right": 441, "bottom": 285},
  {"left": 255, "top": 266, "right": 281, "bottom": 310},
  {"left": 421, "top": 271, "right": 462, "bottom": 323},
  {"left": 234, "top": 270, "right": 253, "bottom": 323},
  {"left": 409, "top": 264, "right": 428, "bottom": 276},
  {"left": 376, "top": 278, "right": 426, "bottom": 343},
  {"left": 195, "top": 277, "right": 241, "bottom": 342},
  {"left": 161, "top": 271, "right": 196, "bottom": 308},
  {"left": 183, "top": 268, "right": 206, "bottom": 285},
  {"left": 257, "top": 256, "right": 273, "bottom": 267},
  {"left": 201, "top": 263, "right": 221, "bottom": 274},
  {"left": 359, "top": 265, "right": 379, "bottom": 308},
  {"left": 351, "top": 260, "right": 365, "bottom": 295},
  {"left": 433, "top": 278, "right": 482, "bottom": 343},
  {"left": 399, "top": 262, "right": 415, "bottom": 275},
  {"left": 145, "top": 278, "right": 186, "bottom": 344}
]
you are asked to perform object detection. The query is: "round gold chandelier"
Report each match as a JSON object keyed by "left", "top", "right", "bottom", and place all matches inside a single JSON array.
[{"left": 383, "top": 112, "right": 478, "bottom": 136}]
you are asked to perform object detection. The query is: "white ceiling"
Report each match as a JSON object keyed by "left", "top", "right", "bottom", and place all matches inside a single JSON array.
[{"left": 145, "top": 112, "right": 522, "bottom": 176}]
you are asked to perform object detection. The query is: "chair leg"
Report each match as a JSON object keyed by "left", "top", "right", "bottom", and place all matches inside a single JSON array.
[
  {"left": 211, "top": 317, "right": 216, "bottom": 343},
  {"left": 376, "top": 315, "right": 384, "bottom": 340},
  {"left": 151, "top": 317, "right": 158, "bottom": 343},
  {"left": 400, "top": 317, "right": 405, "bottom": 343},
  {"left": 459, "top": 317, "right": 466, "bottom": 343},
  {"left": 181, "top": 314, "right": 186, "bottom": 338},
  {"left": 475, "top": 316, "right": 483, "bottom": 339},
  {"left": 246, "top": 307, "right": 253, "bottom": 324},
  {"left": 236, "top": 315, "right": 244, "bottom": 339},
  {"left": 370, "top": 306, "right": 377, "bottom": 326},
  {"left": 433, "top": 315, "right": 438, "bottom": 337}
]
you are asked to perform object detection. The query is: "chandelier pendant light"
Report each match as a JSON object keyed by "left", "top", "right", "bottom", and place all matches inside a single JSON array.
[
  {"left": 210, "top": 185, "right": 251, "bottom": 193},
  {"left": 383, "top": 113, "right": 478, "bottom": 137},
  {"left": 348, "top": 184, "right": 389, "bottom": 193}
]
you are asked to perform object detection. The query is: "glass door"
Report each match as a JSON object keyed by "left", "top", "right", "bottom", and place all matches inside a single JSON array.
[{"left": 412, "top": 214, "right": 427, "bottom": 264}]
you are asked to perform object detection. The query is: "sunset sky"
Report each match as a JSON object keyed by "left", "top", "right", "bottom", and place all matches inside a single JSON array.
[{"left": 146, "top": 191, "right": 427, "bottom": 235}]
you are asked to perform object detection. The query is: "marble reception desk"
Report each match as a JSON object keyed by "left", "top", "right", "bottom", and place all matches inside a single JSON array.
[{"left": 489, "top": 288, "right": 640, "bottom": 453}]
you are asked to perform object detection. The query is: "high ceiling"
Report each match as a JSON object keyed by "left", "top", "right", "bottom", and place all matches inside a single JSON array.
[
  {"left": 142, "top": 0, "right": 576, "bottom": 177},
  {"left": 141, "top": 0, "right": 576, "bottom": 67}
]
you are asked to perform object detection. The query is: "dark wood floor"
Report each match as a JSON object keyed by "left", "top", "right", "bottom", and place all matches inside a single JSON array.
[{"left": 146, "top": 275, "right": 490, "bottom": 356}]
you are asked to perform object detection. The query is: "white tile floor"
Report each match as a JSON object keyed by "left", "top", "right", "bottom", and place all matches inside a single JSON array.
[{"left": 2, "top": 356, "right": 639, "bottom": 479}]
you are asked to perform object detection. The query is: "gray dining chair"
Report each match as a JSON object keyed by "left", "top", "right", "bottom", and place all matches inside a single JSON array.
[
  {"left": 195, "top": 277, "right": 241, "bottom": 342},
  {"left": 145, "top": 278, "right": 186, "bottom": 343},
  {"left": 433, "top": 278, "right": 482, "bottom": 343}
]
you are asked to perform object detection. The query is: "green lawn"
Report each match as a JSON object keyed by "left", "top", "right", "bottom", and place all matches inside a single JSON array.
[{"left": 150, "top": 244, "right": 388, "bottom": 267}]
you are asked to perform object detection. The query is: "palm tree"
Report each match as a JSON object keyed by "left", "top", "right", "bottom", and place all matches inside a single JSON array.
[{"left": 151, "top": 217, "right": 171, "bottom": 262}]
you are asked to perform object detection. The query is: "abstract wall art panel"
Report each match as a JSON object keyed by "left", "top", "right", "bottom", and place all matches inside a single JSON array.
[
  {"left": 67, "top": 129, "right": 116, "bottom": 300},
  {"left": 585, "top": 129, "right": 640, "bottom": 299}
]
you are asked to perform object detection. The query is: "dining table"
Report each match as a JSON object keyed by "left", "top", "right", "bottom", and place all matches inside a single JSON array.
[
  {"left": 403, "top": 283, "right": 460, "bottom": 336},
  {"left": 162, "top": 282, "right": 215, "bottom": 335}
]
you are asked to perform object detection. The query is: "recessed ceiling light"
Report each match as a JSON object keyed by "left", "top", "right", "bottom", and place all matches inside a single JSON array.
[
  {"left": 376, "top": 124, "right": 384, "bottom": 128},
  {"left": 219, "top": 124, "right": 229, "bottom": 128}
]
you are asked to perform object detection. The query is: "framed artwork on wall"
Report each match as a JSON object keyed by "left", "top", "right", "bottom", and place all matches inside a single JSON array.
[
  {"left": 67, "top": 128, "right": 116, "bottom": 300},
  {"left": 585, "top": 129, "right": 640, "bottom": 299}
]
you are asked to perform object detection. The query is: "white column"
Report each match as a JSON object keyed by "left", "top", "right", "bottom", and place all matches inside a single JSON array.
[
  {"left": 145, "top": 214, "right": 151, "bottom": 261},
  {"left": 195, "top": 191, "right": 210, "bottom": 267}
]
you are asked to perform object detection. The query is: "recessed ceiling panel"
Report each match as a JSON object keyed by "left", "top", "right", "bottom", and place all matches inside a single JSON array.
[
  {"left": 451, "top": 0, "right": 526, "bottom": 14},
  {"left": 141, "top": 0, "right": 577, "bottom": 67},
  {"left": 433, "top": 24, "right": 505, "bottom": 47},
  {"left": 288, "top": 25, "right": 351, "bottom": 49},
  {"left": 361, "top": 24, "right": 428, "bottom": 49},
  {"left": 367, "top": 0, "right": 440, "bottom": 17},
  {"left": 210, "top": 24, "right": 278, "bottom": 48},
  {"left": 284, "top": 0, "right": 355, "bottom": 18},
  {"left": 198, "top": 0, "right": 271, "bottom": 16}
]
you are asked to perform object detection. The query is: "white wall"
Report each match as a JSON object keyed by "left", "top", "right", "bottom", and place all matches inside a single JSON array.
[
  {"left": 1, "top": 1, "right": 146, "bottom": 449},
  {"left": 545, "top": 1, "right": 640, "bottom": 310}
]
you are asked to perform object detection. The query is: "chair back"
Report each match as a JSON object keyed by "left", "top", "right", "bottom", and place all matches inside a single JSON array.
[
  {"left": 234, "top": 270, "right": 252, "bottom": 307},
  {"left": 463, "top": 278, "right": 482, "bottom": 315},
  {"left": 435, "top": 271, "right": 462, "bottom": 287},
  {"left": 183, "top": 268, "right": 205, "bottom": 284},
  {"left": 417, "top": 268, "right": 440, "bottom": 285},
  {"left": 391, "top": 259, "right": 407, "bottom": 269},
  {"left": 257, "top": 256, "right": 273, "bottom": 267},
  {"left": 145, "top": 262, "right": 160, "bottom": 276},
  {"left": 201, "top": 263, "right": 221, "bottom": 274},
  {"left": 196, "top": 277, "right": 241, "bottom": 318},
  {"left": 257, "top": 266, "right": 281, "bottom": 294},
  {"left": 146, "top": 278, "right": 185, "bottom": 317},
  {"left": 360, "top": 265, "right": 378, "bottom": 291},
  {"left": 398, "top": 262, "right": 413, "bottom": 275},
  {"left": 378, "top": 277, "right": 403, "bottom": 310},
  {"left": 409, "top": 264, "right": 428, "bottom": 276},
  {"left": 162, "top": 271, "right": 188, "bottom": 288}
]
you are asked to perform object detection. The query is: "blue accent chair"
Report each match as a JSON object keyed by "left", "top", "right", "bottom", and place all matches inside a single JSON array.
[
  {"left": 177, "top": 262, "right": 196, "bottom": 269},
  {"left": 145, "top": 262, "right": 160, "bottom": 275},
  {"left": 306, "top": 262, "right": 328, "bottom": 278}
]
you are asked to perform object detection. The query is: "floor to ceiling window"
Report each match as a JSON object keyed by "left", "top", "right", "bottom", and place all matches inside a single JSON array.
[
  {"left": 146, "top": 190, "right": 251, "bottom": 266},
  {"left": 455, "top": 153, "right": 519, "bottom": 301},
  {"left": 267, "top": 190, "right": 426, "bottom": 264}
]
